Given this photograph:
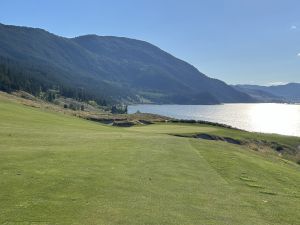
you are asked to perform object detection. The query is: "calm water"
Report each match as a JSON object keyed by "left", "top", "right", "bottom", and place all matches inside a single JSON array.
[{"left": 128, "top": 104, "right": 300, "bottom": 137}]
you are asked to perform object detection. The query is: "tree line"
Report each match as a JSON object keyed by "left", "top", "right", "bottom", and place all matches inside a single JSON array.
[{"left": 0, "top": 57, "right": 108, "bottom": 106}]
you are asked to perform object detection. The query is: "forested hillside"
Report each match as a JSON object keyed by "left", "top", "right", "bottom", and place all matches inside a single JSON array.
[{"left": 0, "top": 23, "right": 254, "bottom": 105}]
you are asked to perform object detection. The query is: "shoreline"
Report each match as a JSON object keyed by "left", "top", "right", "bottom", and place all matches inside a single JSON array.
[{"left": 128, "top": 104, "right": 300, "bottom": 138}]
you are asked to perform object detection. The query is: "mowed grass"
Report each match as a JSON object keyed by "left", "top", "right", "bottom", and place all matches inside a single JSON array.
[{"left": 0, "top": 98, "right": 300, "bottom": 225}]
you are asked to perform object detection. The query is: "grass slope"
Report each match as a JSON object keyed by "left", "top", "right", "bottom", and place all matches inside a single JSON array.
[{"left": 0, "top": 96, "right": 300, "bottom": 224}]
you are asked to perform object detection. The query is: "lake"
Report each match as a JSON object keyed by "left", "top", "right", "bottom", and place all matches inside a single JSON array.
[{"left": 128, "top": 103, "right": 300, "bottom": 137}]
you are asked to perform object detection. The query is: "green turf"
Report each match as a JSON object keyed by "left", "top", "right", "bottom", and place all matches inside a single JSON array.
[{"left": 0, "top": 98, "right": 300, "bottom": 225}]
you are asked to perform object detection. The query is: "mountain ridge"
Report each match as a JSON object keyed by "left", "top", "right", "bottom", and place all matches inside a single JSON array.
[
  {"left": 233, "top": 83, "right": 300, "bottom": 103},
  {"left": 0, "top": 23, "right": 254, "bottom": 105}
]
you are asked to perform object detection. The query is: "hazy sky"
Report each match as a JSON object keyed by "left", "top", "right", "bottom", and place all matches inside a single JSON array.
[{"left": 1, "top": 0, "right": 300, "bottom": 85}]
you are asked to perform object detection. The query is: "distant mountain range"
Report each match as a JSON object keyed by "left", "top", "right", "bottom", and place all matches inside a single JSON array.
[
  {"left": 0, "top": 23, "right": 254, "bottom": 105},
  {"left": 233, "top": 83, "right": 300, "bottom": 103}
]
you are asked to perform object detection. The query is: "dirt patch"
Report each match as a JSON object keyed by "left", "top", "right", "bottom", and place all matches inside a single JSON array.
[
  {"left": 174, "top": 133, "right": 299, "bottom": 162},
  {"left": 192, "top": 133, "right": 292, "bottom": 154},
  {"left": 195, "top": 133, "right": 219, "bottom": 141},
  {"left": 194, "top": 133, "right": 243, "bottom": 145},
  {"left": 88, "top": 117, "right": 155, "bottom": 127},
  {"left": 223, "top": 137, "right": 242, "bottom": 145},
  {"left": 139, "top": 120, "right": 154, "bottom": 125},
  {"left": 112, "top": 121, "right": 136, "bottom": 127},
  {"left": 88, "top": 118, "right": 114, "bottom": 124}
]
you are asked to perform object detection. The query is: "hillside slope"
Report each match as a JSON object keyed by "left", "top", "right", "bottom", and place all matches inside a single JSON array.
[
  {"left": 0, "top": 23, "right": 253, "bottom": 104},
  {"left": 0, "top": 94, "right": 299, "bottom": 224},
  {"left": 234, "top": 83, "right": 300, "bottom": 103}
]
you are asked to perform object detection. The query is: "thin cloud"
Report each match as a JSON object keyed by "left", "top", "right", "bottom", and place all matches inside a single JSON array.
[
  {"left": 291, "top": 25, "right": 297, "bottom": 30},
  {"left": 268, "top": 82, "right": 288, "bottom": 86},
  {"left": 297, "top": 53, "right": 300, "bottom": 57}
]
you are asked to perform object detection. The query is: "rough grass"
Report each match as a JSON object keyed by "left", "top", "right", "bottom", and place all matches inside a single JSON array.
[
  {"left": 0, "top": 97, "right": 300, "bottom": 224},
  {"left": 132, "top": 123, "right": 300, "bottom": 162}
]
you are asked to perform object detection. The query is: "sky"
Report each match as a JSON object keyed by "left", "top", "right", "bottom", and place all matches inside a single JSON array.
[{"left": 1, "top": 0, "right": 300, "bottom": 85}]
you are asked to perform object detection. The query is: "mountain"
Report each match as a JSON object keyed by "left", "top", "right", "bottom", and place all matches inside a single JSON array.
[
  {"left": 0, "top": 23, "right": 254, "bottom": 105},
  {"left": 233, "top": 85, "right": 284, "bottom": 103},
  {"left": 234, "top": 83, "right": 300, "bottom": 103}
]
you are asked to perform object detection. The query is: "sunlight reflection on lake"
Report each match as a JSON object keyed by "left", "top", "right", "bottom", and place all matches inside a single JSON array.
[{"left": 128, "top": 103, "right": 300, "bottom": 136}]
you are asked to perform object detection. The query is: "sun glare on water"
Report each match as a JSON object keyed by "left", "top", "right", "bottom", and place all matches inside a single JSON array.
[
  {"left": 248, "top": 103, "right": 300, "bottom": 136},
  {"left": 129, "top": 103, "right": 300, "bottom": 137}
]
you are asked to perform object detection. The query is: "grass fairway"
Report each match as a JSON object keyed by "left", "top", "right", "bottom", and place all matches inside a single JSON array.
[{"left": 0, "top": 97, "right": 300, "bottom": 225}]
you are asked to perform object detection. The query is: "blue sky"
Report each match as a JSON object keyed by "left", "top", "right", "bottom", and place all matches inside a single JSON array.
[{"left": 1, "top": 0, "right": 300, "bottom": 85}]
